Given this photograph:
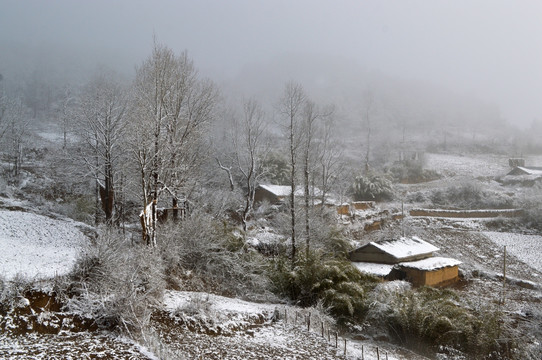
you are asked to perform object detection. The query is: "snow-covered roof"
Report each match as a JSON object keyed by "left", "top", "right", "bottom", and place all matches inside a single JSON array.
[
  {"left": 396, "top": 256, "right": 461, "bottom": 271},
  {"left": 258, "top": 184, "right": 324, "bottom": 198},
  {"left": 258, "top": 184, "right": 292, "bottom": 197},
  {"left": 371, "top": 236, "right": 439, "bottom": 260},
  {"left": 507, "top": 166, "right": 542, "bottom": 176},
  {"left": 518, "top": 166, "right": 542, "bottom": 175},
  {"left": 352, "top": 262, "right": 394, "bottom": 277}
]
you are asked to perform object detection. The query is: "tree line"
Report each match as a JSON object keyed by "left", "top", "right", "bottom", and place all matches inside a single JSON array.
[{"left": 0, "top": 41, "right": 346, "bottom": 268}]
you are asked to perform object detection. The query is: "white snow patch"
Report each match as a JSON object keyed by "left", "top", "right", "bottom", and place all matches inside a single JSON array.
[
  {"left": 352, "top": 262, "right": 394, "bottom": 277},
  {"left": 483, "top": 231, "right": 542, "bottom": 272},
  {"left": 0, "top": 210, "right": 89, "bottom": 280},
  {"left": 163, "top": 290, "right": 277, "bottom": 315}
]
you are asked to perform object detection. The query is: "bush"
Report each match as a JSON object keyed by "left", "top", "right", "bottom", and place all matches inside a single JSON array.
[
  {"left": 0, "top": 274, "right": 32, "bottom": 313},
  {"left": 430, "top": 182, "right": 513, "bottom": 209},
  {"left": 366, "top": 284, "right": 519, "bottom": 358},
  {"left": 68, "top": 230, "right": 166, "bottom": 333},
  {"left": 351, "top": 172, "right": 394, "bottom": 201},
  {"left": 269, "top": 250, "right": 379, "bottom": 321},
  {"left": 158, "top": 214, "right": 271, "bottom": 300},
  {"left": 388, "top": 159, "right": 440, "bottom": 184}
]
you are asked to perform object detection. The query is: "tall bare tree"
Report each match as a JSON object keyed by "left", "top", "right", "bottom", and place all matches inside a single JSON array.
[
  {"left": 300, "top": 100, "right": 335, "bottom": 256},
  {"left": 233, "top": 99, "right": 269, "bottom": 232},
  {"left": 77, "top": 69, "right": 127, "bottom": 226},
  {"left": 362, "top": 89, "right": 375, "bottom": 172},
  {"left": 278, "top": 82, "right": 306, "bottom": 268},
  {"left": 130, "top": 41, "right": 218, "bottom": 246},
  {"left": 0, "top": 85, "right": 29, "bottom": 180},
  {"left": 315, "top": 113, "right": 344, "bottom": 205}
]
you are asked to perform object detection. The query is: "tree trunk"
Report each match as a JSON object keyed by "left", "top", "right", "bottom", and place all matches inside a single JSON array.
[{"left": 290, "top": 123, "right": 296, "bottom": 269}]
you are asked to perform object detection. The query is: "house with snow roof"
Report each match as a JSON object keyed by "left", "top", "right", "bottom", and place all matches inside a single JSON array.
[
  {"left": 254, "top": 185, "right": 293, "bottom": 204},
  {"left": 254, "top": 184, "right": 337, "bottom": 205},
  {"left": 350, "top": 236, "right": 438, "bottom": 263},
  {"left": 350, "top": 236, "right": 461, "bottom": 287},
  {"left": 500, "top": 166, "right": 542, "bottom": 186}
]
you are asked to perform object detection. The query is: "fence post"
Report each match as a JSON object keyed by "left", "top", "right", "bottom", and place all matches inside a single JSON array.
[
  {"left": 307, "top": 312, "right": 311, "bottom": 332},
  {"left": 321, "top": 321, "right": 324, "bottom": 337},
  {"left": 377, "top": 346, "right": 380, "bottom": 360},
  {"left": 285, "top": 309, "right": 287, "bottom": 324},
  {"left": 344, "top": 338, "right": 347, "bottom": 355},
  {"left": 361, "top": 345, "right": 364, "bottom": 360},
  {"left": 335, "top": 332, "right": 338, "bottom": 348}
]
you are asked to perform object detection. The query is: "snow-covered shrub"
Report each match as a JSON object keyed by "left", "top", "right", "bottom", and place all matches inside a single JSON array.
[
  {"left": 68, "top": 229, "right": 166, "bottom": 333},
  {"left": 515, "top": 184, "right": 542, "bottom": 231},
  {"left": 378, "top": 286, "right": 518, "bottom": 358},
  {"left": 430, "top": 182, "right": 514, "bottom": 209},
  {"left": 0, "top": 274, "right": 32, "bottom": 312},
  {"left": 159, "top": 214, "right": 271, "bottom": 299},
  {"left": 351, "top": 171, "right": 394, "bottom": 202},
  {"left": 388, "top": 158, "right": 440, "bottom": 184},
  {"left": 269, "top": 250, "right": 379, "bottom": 321}
]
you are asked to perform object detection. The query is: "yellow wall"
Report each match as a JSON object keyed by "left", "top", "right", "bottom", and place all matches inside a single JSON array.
[{"left": 404, "top": 266, "right": 459, "bottom": 287}]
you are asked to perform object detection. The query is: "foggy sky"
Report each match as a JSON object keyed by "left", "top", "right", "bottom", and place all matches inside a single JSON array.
[{"left": 1, "top": 0, "right": 541, "bottom": 127}]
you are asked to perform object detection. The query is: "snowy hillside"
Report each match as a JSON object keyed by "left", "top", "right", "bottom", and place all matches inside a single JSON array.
[{"left": 0, "top": 209, "right": 89, "bottom": 280}]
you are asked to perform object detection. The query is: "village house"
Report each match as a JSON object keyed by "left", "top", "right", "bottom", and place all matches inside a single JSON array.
[
  {"left": 500, "top": 165, "right": 542, "bottom": 186},
  {"left": 254, "top": 184, "right": 338, "bottom": 205},
  {"left": 253, "top": 185, "right": 293, "bottom": 204},
  {"left": 349, "top": 236, "right": 438, "bottom": 263},
  {"left": 350, "top": 236, "right": 461, "bottom": 287}
]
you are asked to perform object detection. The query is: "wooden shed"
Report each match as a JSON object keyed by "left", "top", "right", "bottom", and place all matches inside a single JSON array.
[
  {"left": 349, "top": 236, "right": 439, "bottom": 264},
  {"left": 387, "top": 257, "right": 462, "bottom": 287}
]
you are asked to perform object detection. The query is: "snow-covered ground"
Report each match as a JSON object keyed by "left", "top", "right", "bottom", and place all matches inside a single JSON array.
[
  {"left": 0, "top": 209, "right": 89, "bottom": 280},
  {"left": 152, "top": 290, "right": 431, "bottom": 360},
  {"left": 484, "top": 231, "right": 542, "bottom": 273},
  {"left": 426, "top": 153, "right": 510, "bottom": 178}
]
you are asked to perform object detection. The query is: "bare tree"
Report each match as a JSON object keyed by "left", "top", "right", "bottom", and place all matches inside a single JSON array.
[
  {"left": 4, "top": 99, "right": 28, "bottom": 178},
  {"left": 300, "top": 101, "right": 335, "bottom": 256},
  {"left": 76, "top": 69, "right": 128, "bottom": 226},
  {"left": 130, "top": 40, "right": 218, "bottom": 246},
  {"left": 277, "top": 82, "right": 306, "bottom": 268},
  {"left": 234, "top": 99, "right": 269, "bottom": 232},
  {"left": 362, "top": 89, "right": 375, "bottom": 172},
  {"left": 0, "top": 86, "right": 29, "bottom": 180},
  {"left": 315, "top": 113, "right": 344, "bottom": 205},
  {"left": 215, "top": 99, "right": 269, "bottom": 232},
  {"left": 58, "top": 85, "right": 75, "bottom": 150}
]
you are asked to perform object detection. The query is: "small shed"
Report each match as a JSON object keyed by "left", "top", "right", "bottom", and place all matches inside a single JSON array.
[
  {"left": 387, "top": 257, "right": 462, "bottom": 287},
  {"left": 349, "top": 236, "right": 439, "bottom": 264}
]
